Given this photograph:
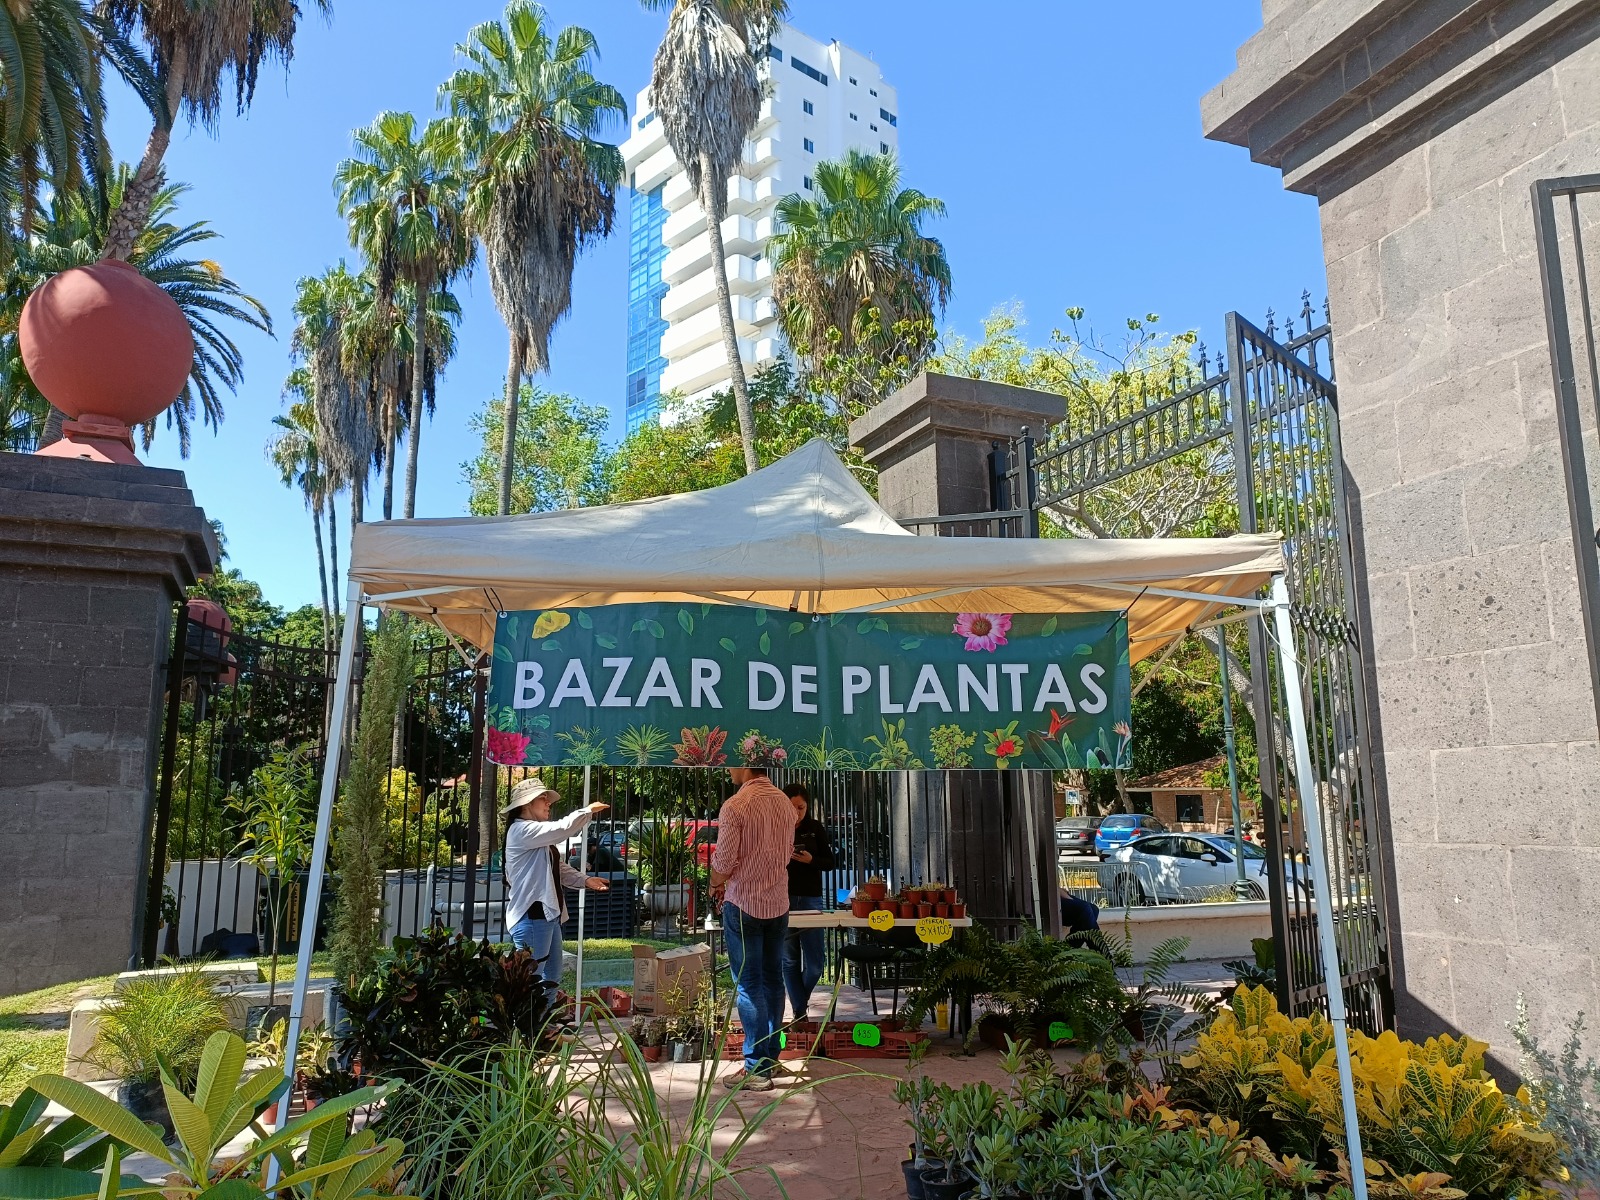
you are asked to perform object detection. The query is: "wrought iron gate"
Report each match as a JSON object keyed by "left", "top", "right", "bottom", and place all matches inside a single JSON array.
[{"left": 1006, "top": 299, "right": 1393, "bottom": 1031}]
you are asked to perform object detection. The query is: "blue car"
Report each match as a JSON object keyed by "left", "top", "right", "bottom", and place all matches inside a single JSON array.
[{"left": 1094, "top": 813, "right": 1167, "bottom": 858}]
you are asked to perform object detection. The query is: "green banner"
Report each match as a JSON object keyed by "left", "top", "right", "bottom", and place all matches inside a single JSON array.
[{"left": 485, "top": 603, "right": 1131, "bottom": 771}]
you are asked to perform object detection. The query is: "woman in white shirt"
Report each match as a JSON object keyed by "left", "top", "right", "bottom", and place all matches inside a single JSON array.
[{"left": 502, "top": 777, "right": 609, "bottom": 984}]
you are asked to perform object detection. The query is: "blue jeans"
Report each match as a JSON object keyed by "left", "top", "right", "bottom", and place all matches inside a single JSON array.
[
  {"left": 509, "top": 912, "right": 565, "bottom": 985},
  {"left": 783, "top": 896, "right": 826, "bottom": 1019},
  {"left": 722, "top": 902, "right": 788, "bottom": 1075}
]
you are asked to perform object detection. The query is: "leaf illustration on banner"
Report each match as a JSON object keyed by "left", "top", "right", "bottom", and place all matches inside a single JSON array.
[
  {"left": 719, "top": 637, "right": 737, "bottom": 654},
  {"left": 829, "top": 613, "right": 844, "bottom": 625},
  {"left": 901, "top": 637, "right": 923, "bottom": 650},
  {"left": 595, "top": 635, "right": 617, "bottom": 650},
  {"left": 789, "top": 621, "right": 806, "bottom": 635},
  {"left": 759, "top": 631, "right": 771, "bottom": 655},
  {"left": 755, "top": 608, "right": 768, "bottom": 626},
  {"left": 575, "top": 610, "right": 593, "bottom": 629},
  {"left": 701, "top": 603, "right": 711, "bottom": 616},
  {"left": 857, "top": 617, "right": 876, "bottom": 634},
  {"left": 507, "top": 615, "right": 521, "bottom": 640},
  {"left": 872, "top": 617, "right": 889, "bottom": 632},
  {"left": 1041, "top": 616, "right": 1059, "bottom": 637},
  {"left": 531, "top": 610, "right": 570, "bottom": 639},
  {"left": 541, "top": 640, "right": 562, "bottom": 652},
  {"left": 494, "top": 644, "right": 512, "bottom": 662},
  {"left": 678, "top": 609, "right": 695, "bottom": 634},
  {"left": 632, "top": 619, "right": 667, "bottom": 638},
  {"left": 1073, "top": 643, "right": 1093, "bottom": 656}
]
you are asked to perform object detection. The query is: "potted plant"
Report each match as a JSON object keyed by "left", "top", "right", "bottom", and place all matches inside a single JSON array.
[
  {"left": 247, "top": 1018, "right": 334, "bottom": 1121},
  {"left": 900, "top": 898, "right": 919, "bottom": 920},
  {"left": 916, "top": 901, "right": 934, "bottom": 919},
  {"left": 230, "top": 745, "right": 316, "bottom": 1012},
  {"left": 934, "top": 902, "right": 950, "bottom": 918},
  {"left": 864, "top": 874, "right": 888, "bottom": 901},
  {"left": 851, "top": 893, "right": 875, "bottom": 918},
  {"left": 643, "top": 1017, "right": 667, "bottom": 1062},
  {"left": 89, "top": 965, "right": 229, "bottom": 1136},
  {"left": 895, "top": 1041, "right": 948, "bottom": 1200},
  {"left": 637, "top": 822, "right": 695, "bottom": 916},
  {"left": 921, "top": 1083, "right": 997, "bottom": 1200},
  {"left": 950, "top": 901, "right": 967, "bottom": 919}
]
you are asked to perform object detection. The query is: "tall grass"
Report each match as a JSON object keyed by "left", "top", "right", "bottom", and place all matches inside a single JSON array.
[{"left": 87, "top": 965, "right": 228, "bottom": 1087}]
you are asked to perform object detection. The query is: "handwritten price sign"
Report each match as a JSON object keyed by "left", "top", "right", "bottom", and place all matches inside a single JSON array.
[
  {"left": 916, "top": 916, "right": 953, "bottom": 945},
  {"left": 852, "top": 1023, "right": 882, "bottom": 1047},
  {"left": 866, "top": 908, "right": 896, "bottom": 931}
]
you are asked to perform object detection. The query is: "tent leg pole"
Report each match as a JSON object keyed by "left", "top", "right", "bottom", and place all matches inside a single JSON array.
[
  {"left": 575, "top": 765, "right": 591, "bottom": 1025},
  {"left": 265, "top": 579, "right": 363, "bottom": 1168},
  {"left": 1023, "top": 776, "right": 1043, "bottom": 933},
  {"left": 1268, "top": 574, "right": 1367, "bottom": 1200}
]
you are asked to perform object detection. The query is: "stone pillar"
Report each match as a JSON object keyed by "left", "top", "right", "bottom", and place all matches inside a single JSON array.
[
  {"left": 1203, "top": 2, "right": 1600, "bottom": 1054},
  {"left": 852, "top": 372, "right": 1066, "bottom": 935},
  {"left": 849, "top": 371, "right": 1064, "bottom": 520},
  {"left": 0, "top": 455, "right": 216, "bottom": 995}
]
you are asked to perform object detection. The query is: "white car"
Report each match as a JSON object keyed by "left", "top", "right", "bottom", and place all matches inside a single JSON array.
[{"left": 1106, "top": 833, "right": 1310, "bottom": 904}]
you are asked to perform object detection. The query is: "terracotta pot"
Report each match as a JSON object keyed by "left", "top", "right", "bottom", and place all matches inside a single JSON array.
[
  {"left": 916, "top": 903, "right": 933, "bottom": 918},
  {"left": 950, "top": 902, "right": 966, "bottom": 919},
  {"left": 864, "top": 881, "right": 888, "bottom": 901},
  {"left": 941, "top": 889, "right": 957, "bottom": 904},
  {"left": 642, "top": 1044, "right": 662, "bottom": 1062},
  {"left": 851, "top": 897, "right": 874, "bottom": 918},
  {"left": 934, "top": 903, "right": 949, "bottom": 917},
  {"left": 877, "top": 899, "right": 897, "bottom": 913},
  {"left": 899, "top": 902, "right": 917, "bottom": 919},
  {"left": 21, "top": 260, "right": 193, "bottom": 425}
]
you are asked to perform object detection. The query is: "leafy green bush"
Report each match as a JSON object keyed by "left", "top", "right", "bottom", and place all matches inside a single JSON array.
[
  {"left": 336, "top": 930, "right": 558, "bottom": 1086},
  {"left": 1512, "top": 997, "right": 1600, "bottom": 1194},
  {"left": 87, "top": 966, "right": 229, "bottom": 1088}
]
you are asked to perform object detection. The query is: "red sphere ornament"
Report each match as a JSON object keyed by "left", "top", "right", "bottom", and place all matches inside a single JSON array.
[{"left": 21, "top": 259, "right": 193, "bottom": 464}]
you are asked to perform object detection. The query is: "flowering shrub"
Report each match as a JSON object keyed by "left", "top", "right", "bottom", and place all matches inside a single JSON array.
[
  {"left": 985, "top": 720, "right": 1022, "bottom": 768},
  {"left": 672, "top": 725, "right": 727, "bottom": 766},
  {"left": 736, "top": 729, "right": 787, "bottom": 768},
  {"left": 485, "top": 727, "right": 531, "bottom": 765}
]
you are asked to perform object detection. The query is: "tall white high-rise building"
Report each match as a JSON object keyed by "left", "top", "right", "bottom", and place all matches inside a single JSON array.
[{"left": 620, "top": 24, "right": 900, "bottom": 431}]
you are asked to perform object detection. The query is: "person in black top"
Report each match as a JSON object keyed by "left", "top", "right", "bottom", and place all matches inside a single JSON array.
[{"left": 782, "top": 783, "right": 836, "bottom": 1020}]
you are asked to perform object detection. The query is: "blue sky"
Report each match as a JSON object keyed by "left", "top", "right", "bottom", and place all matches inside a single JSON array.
[{"left": 117, "top": 0, "right": 1325, "bottom": 613}]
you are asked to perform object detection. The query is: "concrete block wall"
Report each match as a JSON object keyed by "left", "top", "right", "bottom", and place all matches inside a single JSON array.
[
  {"left": 0, "top": 456, "right": 215, "bottom": 996},
  {"left": 1204, "top": 1, "right": 1600, "bottom": 1057}
]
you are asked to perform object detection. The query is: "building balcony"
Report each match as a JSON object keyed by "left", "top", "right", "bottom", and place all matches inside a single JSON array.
[
  {"left": 628, "top": 141, "right": 679, "bottom": 195},
  {"left": 659, "top": 295, "right": 765, "bottom": 359},
  {"left": 661, "top": 334, "right": 783, "bottom": 398},
  {"left": 661, "top": 255, "right": 771, "bottom": 321},
  {"left": 662, "top": 214, "right": 773, "bottom": 282}
]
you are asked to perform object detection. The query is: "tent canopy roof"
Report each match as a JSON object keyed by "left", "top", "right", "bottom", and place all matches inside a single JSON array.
[{"left": 350, "top": 439, "right": 1283, "bottom": 660}]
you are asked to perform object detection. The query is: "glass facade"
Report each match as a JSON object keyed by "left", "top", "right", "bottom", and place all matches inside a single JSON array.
[{"left": 624, "top": 186, "right": 669, "bottom": 432}]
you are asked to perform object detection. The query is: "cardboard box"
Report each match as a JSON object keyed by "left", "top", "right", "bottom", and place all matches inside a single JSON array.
[{"left": 632, "top": 943, "right": 711, "bottom": 1015}]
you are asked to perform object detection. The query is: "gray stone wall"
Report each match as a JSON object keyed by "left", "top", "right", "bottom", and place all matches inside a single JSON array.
[
  {"left": 1205, "top": 1, "right": 1600, "bottom": 1056},
  {"left": 0, "top": 456, "right": 215, "bottom": 996}
]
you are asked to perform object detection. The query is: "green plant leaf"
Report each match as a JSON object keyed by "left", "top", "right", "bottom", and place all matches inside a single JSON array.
[
  {"left": 789, "top": 622, "right": 805, "bottom": 635},
  {"left": 575, "top": 610, "right": 592, "bottom": 629},
  {"left": 755, "top": 608, "right": 768, "bottom": 626},
  {"left": 677, "top": 610, "right": 694, "bottom": 634},
  {"left": 1041, "top": 616, "right": 1058, "bottom": 637},
  {"left": 191, "top": 1031, "right": 245, "bottom": 1130},
  {"left": 646, "top": 620, "right": 665, "bottom": 639},
  {"left": 759, "top": 632, "right": 771, "bottom": 655},
  {"left": 162, "top": 1089, "right": 213, "bottom": 1166},
  {"left": 595, "top": 635, "right": 617, "bottom": 650},
  {"left": 900, "top": 637, "right": 922, "bottom": 650},
  {"left": 493, "top": 644, "right": 512, "bottom": 662},
  {"left": 507, "top": 616, "right": 521, "bottom": 640},
  {"left": 1073, "top": 644, "right": 1093, "bottom": 656},
  {"left": 857, "top": 617, "right": 875, "bottom": 634},
  {"left": 872, "top": 618, "right": 890, "bottom": 633},
  {"left": 23, "top": 1078, "right": 171, "bottom": 1164},
  {"left": 541, "top": 640, "right": 562, "bottom": 652},
  {"left": 719, "top": 638, "right": 737, "bottom": 654},
  {"left": 0, "top": 1167, "right": 155, "bottom": 1199},
  {"left": 194, "top": 1181, "right": 264, "bottom": 1200}
]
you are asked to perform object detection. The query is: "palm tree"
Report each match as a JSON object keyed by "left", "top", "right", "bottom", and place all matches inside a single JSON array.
[
  {"left": 0, "top": 172, "right": 270, "bottom": 453},
  {"left": 266, "top": 396, "right": 332, "bottom": 648},
  {"left": 335, "top": 111, "right": 471, "bottom": 519},
  {"left": 441, "top": 1, "right": 626, "bottom": 515},
  {"left": 289, "top": 263, "right": 371, "bottom": 530},
  {"left": 98, "top": 0, "right": 330, "bottom": 261},
  {"left": 769, "top": 149, "right": 950, "bottom": 398},
  {"left": 641, "top": 0, "right": 786, "bottom": 475}
]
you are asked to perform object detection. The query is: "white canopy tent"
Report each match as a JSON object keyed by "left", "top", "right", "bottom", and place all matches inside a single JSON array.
[{"left": 270, "top": 439, "right": 1369, "bottom": 1198}]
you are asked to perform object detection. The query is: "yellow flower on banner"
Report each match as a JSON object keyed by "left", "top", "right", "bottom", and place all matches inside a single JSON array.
[{"left": 531, "top": 610, "right": 571, "bottom": 639}]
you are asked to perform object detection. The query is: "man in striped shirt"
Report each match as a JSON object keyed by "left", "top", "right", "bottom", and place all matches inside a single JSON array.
[{"left": 709, "top": 766, "right": 799, "bottom": 1090}]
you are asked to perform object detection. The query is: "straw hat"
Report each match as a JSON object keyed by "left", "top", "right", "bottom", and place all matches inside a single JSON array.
[{"left": 500, "top": 776, "right": 559, "bottom": 815}]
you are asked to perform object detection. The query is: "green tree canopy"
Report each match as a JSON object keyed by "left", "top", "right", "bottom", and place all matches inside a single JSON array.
[{"left": 463, "top": 383, "right": 611, "bottom": 514}]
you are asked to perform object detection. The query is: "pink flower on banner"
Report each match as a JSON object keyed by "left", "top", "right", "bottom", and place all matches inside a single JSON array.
[
  {"left": 486, "top": 727, "right": 531, "bottom": 766},
  {"left": 952, "top": 612, "right": 1012, "bottom": 653}
]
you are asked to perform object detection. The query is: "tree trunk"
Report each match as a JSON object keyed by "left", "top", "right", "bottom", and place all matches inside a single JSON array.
[
  {"left": 403, "top": 287, "right": 427, "bottom": 519},
  {"left": 700, "top": 154, "right": 757, "bottom": 474},
  {"left": 40, "top": 405, "right": 66, "bottom": 448},
  {"left": 497, "top": 334, "right": 523, "bottom": 516},
  {"left": 328, "top": 491, "right": 341, "bottom": 606},
  {"left": 477, "top": 763, "right": 499, "bottom": 866},
  {"left": 1112, "top": 768, "right": 1130, "bottom": 814},
  {"left": 102, "top": 50, "right": 185, "bottom": 263},
  {"left": 381, "top": 392, "right": 397, "bottom": 522},
  {"left": 312, "top": 495, "right": 332, "bottom": 652}
]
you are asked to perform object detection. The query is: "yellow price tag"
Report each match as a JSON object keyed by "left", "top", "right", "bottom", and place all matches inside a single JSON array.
[
  {"left": 916, "top": 916, "right": 953, "bottom": 945},
  {"left": 866, "top": 908, "right": 896, "bottom": 931}
]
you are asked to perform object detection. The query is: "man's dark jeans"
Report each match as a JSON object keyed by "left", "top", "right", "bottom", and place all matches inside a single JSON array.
[{"left": 722, "top": 902, "right": 788, "bottom": 1075}]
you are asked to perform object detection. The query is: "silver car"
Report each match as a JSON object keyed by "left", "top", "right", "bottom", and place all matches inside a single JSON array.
[{"left": 1107, "top": 833, "right": 1310, "bottom": 904}]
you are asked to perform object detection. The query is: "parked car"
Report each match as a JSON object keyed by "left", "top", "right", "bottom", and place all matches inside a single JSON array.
[
  {"left": 1106, "top": 833, "right": 1311, "bottom": 904},
  {"left": 565, "top": 828, "right": 631, "bottom": 871},
  {"left": 1056, "top": 816, "right": 1102, "bottom": 855},
  {"left": 1093, "top": 813, "right": 1167, "bottom": 858}
]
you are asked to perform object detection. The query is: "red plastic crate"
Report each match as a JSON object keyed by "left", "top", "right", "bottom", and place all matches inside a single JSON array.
[
  {"left": 821, "top": 1026, "right": 927, "bottom": 1059},
  {"left": 720, "top": 1026, "right": 823, "bottom": 1060}
]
